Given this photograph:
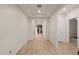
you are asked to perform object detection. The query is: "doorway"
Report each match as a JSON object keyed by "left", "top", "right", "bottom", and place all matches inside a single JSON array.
[
  {"left": 36, "top": 25, "right": 43, "bottom": 34},
  {"left": 69, "top": 18, "right": 77, "bottom": 47}
]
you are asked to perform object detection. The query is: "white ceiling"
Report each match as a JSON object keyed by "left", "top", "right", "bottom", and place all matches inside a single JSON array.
[
  {"left": 59, "top": 4, "right": 79, "bottom": 14},
  {"left": 18, "top": 4, "right": 63, "bottom": 18}
]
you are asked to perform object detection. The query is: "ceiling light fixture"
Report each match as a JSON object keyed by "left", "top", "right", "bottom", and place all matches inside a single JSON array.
[
  {"left": 37, "top": 10, "right": 40, "bottom": 13},
  {"left": 62, "top": 8, "right": 66, "bottom": 11}
]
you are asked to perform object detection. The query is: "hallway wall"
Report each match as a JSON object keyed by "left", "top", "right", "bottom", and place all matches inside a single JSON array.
[
  {"left": 56, "top": 5, "right": 79, "bottom": 48},
  {"left": 0, "top": 5, "right": 29, "bottom": 54},
  {"left": 48, "top": 13, "right": 58, "bottom": 47},
  {"left": 52, "top": 5, "right": 79, "bottom": 44},
  {"left": 28, "top": 19, "right": 34, "bottom": 40},
  {"left": 57, "top": 14, "right": 66, "bottom": 42},
  {"left": 64, "top": 6, "right": 79, "bottom": 48}
]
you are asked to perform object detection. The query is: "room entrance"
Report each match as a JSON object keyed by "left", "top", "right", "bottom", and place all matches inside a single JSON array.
[
  {"left": 69, "top": 18, "right": 77, "bottom": 47},
  {"left": 36, "top": 25, "right": 42, "bottom": 34}
]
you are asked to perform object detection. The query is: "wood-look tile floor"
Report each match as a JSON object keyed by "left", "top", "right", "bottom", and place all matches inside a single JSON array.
[{"left": 16, "top": 34, "right": 78, "bottom": 55}]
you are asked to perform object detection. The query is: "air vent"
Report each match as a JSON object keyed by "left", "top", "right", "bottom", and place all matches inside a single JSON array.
[{"left": 37, "top": 4, "right": 42, "bottom": 8}]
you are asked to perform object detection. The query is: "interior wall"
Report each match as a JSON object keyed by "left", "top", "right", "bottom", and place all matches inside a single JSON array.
[
  {"left": 48, "top": 13, "right": 58, "bottom": 47},
  {"left": 0, "top": 5, "right": 29, "bottom": 54},
  {"left": 47, "top": 7, "right": 68, "bottom": 47},
  {"left": 56, "top": 6, "right": 79, "bottom": 44},
  {"left": 46, "top": 19, "right": 50, "bottom": 40},
  {"left": 57, "top": 14, "right": 66, "bottom": 42},
  {"left": 28, "top": 19, "right": 34, "bottom": 40},
  {"left": 63, "top": 6, "right": 79, "bottom": 48}
]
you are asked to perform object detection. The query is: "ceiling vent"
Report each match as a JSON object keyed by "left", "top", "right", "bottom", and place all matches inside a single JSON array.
[{"left": 37, "top": 4, "right": 42, "bottom": 8}]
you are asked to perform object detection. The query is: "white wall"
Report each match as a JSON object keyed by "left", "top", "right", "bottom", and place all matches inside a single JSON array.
[
  {"left": 46, "top": 19, "right": 50, "bottom": 40},
  {"left": 57, "top": 14, "right": 66, "bottom": 42},
  {"left": 0, "top": 5, "right": 29, "bottom": 54},
  {"left": 48, "top": 13, "right": 58, "bottom": 47},
  {"left": 28, "top": 19, "right": 34, "bottom": 40},
  {"left": 64, "top": 7, "right": 79, "bottom": 48},
  {"left": 57, "top": 6, "right": 79, "bottom": 48},
  {"left": 55, "top": 6, "right": 79, "bottom": 44}
]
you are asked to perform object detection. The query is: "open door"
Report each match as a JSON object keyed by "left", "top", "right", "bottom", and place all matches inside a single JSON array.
[
  {"left": 36, "top": 25, "right": 42, "bottom": 34},
  {"left": 69, "top": 18, "right": 77, "bottom": 47}
]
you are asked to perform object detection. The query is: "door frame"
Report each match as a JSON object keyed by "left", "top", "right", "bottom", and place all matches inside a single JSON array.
[
  {"left": 69, "top": 18, "right": 77, "bottom": 46},
  {"left": 68, "top": 17, "right": 79, "bottom": 48}
]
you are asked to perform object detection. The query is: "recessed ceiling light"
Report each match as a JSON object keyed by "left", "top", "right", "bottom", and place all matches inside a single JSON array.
[
  {"left": 62, "top": 8, "right": 66, "bottom": 11},
  {"left": 37, "top": 10, "right": 40, "bottom": 13}
]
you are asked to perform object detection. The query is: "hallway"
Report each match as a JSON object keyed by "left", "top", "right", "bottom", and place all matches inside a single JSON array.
[
  {"left": 0, "top": 4, "right": 79, "bottom": 55},
  {"left": 16, "top": 34, "right": 78, "bottom": 55}
]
